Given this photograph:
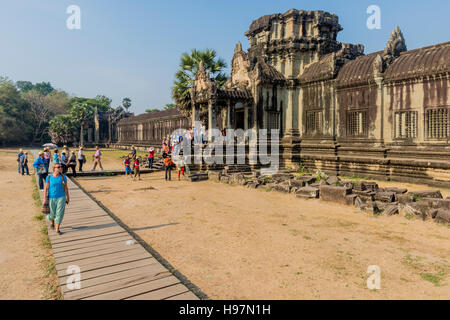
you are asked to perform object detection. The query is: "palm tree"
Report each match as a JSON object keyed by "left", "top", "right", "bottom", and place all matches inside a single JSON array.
[
  {"left": 172, "top": 49, "right": 227, "bottom": 115},
  {"left": 69, "top": 101, "right": 94, "bottom": 146},
  {"left": 122, "top": 97, "right": 131, "bottom": 112}
]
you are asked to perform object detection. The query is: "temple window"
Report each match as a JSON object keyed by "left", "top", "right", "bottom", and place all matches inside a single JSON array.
[
  {"left": 306, "top": 110, "right": 323, "bottom": 134},
  {"left": 394, "top": 111, "right": 417, "bottom": 139},
  {"left": 426, "top": 108, "right": 450, "bottom": 139},
  {"left": 346, "top": 110, "right": 368, "bottom": 137}
]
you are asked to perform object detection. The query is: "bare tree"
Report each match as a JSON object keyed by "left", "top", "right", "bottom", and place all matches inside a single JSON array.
[{"left": 23, "top": 90, "right": 68, "bottom": 143}]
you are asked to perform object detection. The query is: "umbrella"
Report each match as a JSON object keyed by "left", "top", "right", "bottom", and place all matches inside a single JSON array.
[{"left": 42, "top": 143, "right": 58, "bottom": 149}]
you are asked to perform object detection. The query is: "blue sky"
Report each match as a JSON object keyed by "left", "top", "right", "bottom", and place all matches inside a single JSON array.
[{"left": 0, "top": 0, "right": 448, "bottom": 114}]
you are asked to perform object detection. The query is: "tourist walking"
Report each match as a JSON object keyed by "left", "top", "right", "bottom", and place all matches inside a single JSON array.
[
  {"left": 67, "top": 151, "right": 77, "bottom": 177},
  {"left": 175, "top": 156, "right": 185, "bottom": 181},
  {"left": 17, "top": 149, "right": 24, "bottom": 174},
  {"left": 44, "top": 163, "right": 70, "bottom": 235},
  {"left": 33, "top": 151, "right": 47, "bottom": 190},
  {"left": 20, "top": 151, "right": 30, "bottom": 175},
  {"left": 162, "top": 143, "right": 169, "bottom": 159},
  {"left": 44, "top": 147, "right": 51, "bottom": 164},
  {"left": 92, "top": 146, "right": 104, "bottom": 171},
  {"left": 164, "top": 154, "right": 173, "bottom": 181},
  {"left": 131, "top": 145, "right": 137, "bottom": 160},
  {"left": 123, "top": 156, "right": 132, "bottom": 176},
  {"left": 61, "top": 151, "right": 68, "bottom": 174},
  {"left": 148, "top": 147, "right": 155, "bottom": 169},
  {"left": 53, "top": 149, "right": 60, "bottom": 164},
  {"left": 133, "top": 157, "right": 141, "bottom": 181},
  {"left": 77, "top": 147, "right": 85, "bottom": 172}
]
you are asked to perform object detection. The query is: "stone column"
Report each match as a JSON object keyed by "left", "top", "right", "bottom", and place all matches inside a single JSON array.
[
  {"left": 208, "top": 99, "right": 217, "bottom": 141},
  {"left": 281, "top": 84, "right": 301, "bottom": 168},
  {"left": 94, "top": 107, "right": 100, "bottom": 143},
  {"left": 226, "top": 100, "right": 231, "bottom": 128}
]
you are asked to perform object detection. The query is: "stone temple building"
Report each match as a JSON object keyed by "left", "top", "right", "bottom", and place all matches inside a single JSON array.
[{"left": 118, "top": 9, "right": 449, "bottom": 185}]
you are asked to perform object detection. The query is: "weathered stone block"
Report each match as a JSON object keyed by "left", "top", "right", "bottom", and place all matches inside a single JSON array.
[
  {"left": 421, "top": 198, "right": 450, "bottom": 210},
  {"left": 189, "top": 173, "right": 209, "bottom": 182},
  {"left": 399, "top": 201, "right": 431, "bottom": 220},
  {"left": 208, "top": 171, "right": 221, "bottom": 182},
  {"left": 272, "top": 183, "right": 291, "bottom": 193},
  {"left": 319, "top": 185, "right": 352, "bottom": 205},
  {"left": 294, "top": 175, "right": 316, "bottom": 184},
  {"left": 408, "top": 190, "right": 443, "bottom": 199},
  {"left": 395, "top": 194, "right": 415, "bottom": 204},
  {"left": 326, "top": 176, "right": 340, "bottom": 186},
  {"left": 353, "top": 190, "right": 375, "bottom": 202},
  {"left": 355, "top": 181, "right": 379, "bottom": 192},
  {"left": 220, "top": 175, "right": 230, "bottom": 184},
  {"left": 340, "top": 180, "right": 354, "bottom": 189},
  {"left": 289, "top": 180, "right": 306, "bottom": 188},
  {"left": 271, "top": 173, "right": 294, "bottom": 181},
  {"left": 385, "top": 204, "right": 399, "bottom": 216},
  {"left": 380, "top": 187, "right": 407, "bottom": 194},
  {"left": 374, "top": 192, "right": 395, "bottom": 203},
  {"left": 296, "top": 186, "right": 319, "bottom": 199},
  {"left": 345, "top": 194, "right": 358, "bottom": 206},
  {"left": 359, "top": 201, "right": 380, "bottom": 214},
  {"left": 434, "top": 209, "right": 450, "bottom": 224}
]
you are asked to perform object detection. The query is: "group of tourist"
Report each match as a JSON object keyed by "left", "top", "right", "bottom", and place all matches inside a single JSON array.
[{"left": 122, "top": 142, "right": 188, "bottom": 182}]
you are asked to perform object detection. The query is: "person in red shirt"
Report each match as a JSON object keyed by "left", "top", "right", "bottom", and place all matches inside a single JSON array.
[
  {"left": 133, "top": 157, "right": 141, "bottom": 180},
  {"left": 148, "top": 147, "right": 155, "bottom": 169},
  {"left": 123, "top": 156, "right": 132, "bottom": 177}
]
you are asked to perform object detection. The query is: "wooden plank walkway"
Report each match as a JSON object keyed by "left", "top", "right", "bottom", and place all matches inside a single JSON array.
[{"left": 32, "top": 151, "right": 201, "bottom": 300}]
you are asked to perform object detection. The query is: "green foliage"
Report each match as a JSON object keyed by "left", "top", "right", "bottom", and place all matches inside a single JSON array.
[
  {"left": 33, "top": 82, "right": 54, "bottom": 95},
  {"left": 172, "top": 48, "right": 227, "bottom": 114},
  {"left": 0, "top": 81, "right": 32, "bottom": 144},
  {"left": 69, "top": 101, "right": 94, "bottom": 123},
  {"left": 49, "top": 114, "right": 78, "bottom": 144},
  {"left": 145, "top": 108, "right": 160, "bottom": 113},
  {"left": 122, "top": 97, "right": 131, "bottom": 111},
  {"left": 315, "top": 169, "right": 328, "bottom": 182},
  {"left": 164, "top": 103, "right": 176, "bottom": 110},
  {"left": 16, "top": 80, "right": 34, "bottom": 92},
  {"left": 16, "top": 80, "right": 54, "bottom": 95}
]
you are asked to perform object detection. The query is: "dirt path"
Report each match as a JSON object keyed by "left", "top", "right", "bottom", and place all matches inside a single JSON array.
[
  {"left": 0, "top": 149, "right": 47, "bottom": 299},
  {"left": 77, "top": 172, "right": 450, "bottom": 300}
]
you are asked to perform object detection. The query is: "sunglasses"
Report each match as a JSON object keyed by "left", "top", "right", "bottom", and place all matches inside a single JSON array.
[{"left": 55, "top": 166, "right": 62, "bottom": 169}]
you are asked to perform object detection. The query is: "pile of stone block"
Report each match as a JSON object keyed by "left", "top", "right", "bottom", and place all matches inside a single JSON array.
[{"left": 206, "top": 169, "right": 450, "bottom": 225}]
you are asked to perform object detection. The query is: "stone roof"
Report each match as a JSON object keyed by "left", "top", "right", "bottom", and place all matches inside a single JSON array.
[
  {"left": 384, "top": 42, "right": 450, "bottom": 81},
  {"left": 245, "top": 14, "right": 280, "bottom": 36},
  {"left": 300, "top": 53, "right": 335, "bottom": 83},
  {"left": 118, "top": 108, "right": 185, "bottom": 125},
  {"left": 217, "top": 89, "right": 253, "bottom": 100},
  {"left": 336, "top": 51, "right": 382, "bottom": 87},
  {"left": 254, "top": 59, "right": 285, "bottom": 81}
]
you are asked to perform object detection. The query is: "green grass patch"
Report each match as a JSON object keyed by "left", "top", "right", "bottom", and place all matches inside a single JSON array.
[
  {"left": 420, "top": 272, "right": 447, "bottom": 286},
  {"left": 31, "top": 174, "right": 63, "bottom": 300}
]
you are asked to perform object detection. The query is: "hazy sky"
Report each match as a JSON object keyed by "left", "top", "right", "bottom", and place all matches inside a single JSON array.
[{"left": 0, "top": 0, "right": 448, "bottom": 114}]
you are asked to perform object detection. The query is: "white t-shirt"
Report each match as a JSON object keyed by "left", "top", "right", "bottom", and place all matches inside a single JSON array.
[{"left": 78, "top": 150, "right": 83, "bottom": 160}]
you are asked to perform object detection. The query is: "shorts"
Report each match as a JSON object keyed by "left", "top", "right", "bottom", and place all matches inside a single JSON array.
[{"left": 125, "top": 166, "right": 132, "bottom": 174}]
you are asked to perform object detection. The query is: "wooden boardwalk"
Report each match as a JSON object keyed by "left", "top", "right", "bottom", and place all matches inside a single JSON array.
[{"left": 33, "top": 154, "right": 201, "bottom": 300}]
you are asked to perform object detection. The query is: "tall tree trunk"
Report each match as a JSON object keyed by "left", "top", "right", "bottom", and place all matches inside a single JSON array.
[{"left": 80, "top": 123, "right": 84, "bottom": 146}]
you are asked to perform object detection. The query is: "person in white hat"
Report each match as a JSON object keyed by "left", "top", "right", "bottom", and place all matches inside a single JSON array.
[{"left": 148, "top": 147, "right": 155, "bottom": 169}]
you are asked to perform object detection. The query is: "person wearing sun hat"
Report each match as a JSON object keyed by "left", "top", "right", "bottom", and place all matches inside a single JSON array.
[{"left": 17, "top": 149, "right": 24, "bottom": 174}]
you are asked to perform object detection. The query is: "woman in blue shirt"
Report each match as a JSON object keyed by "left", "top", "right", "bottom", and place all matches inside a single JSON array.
[
  {"left": 32, "top": 151, "right": 47, "bottom": 190},
  {"left": 44, "top": 163, "right": 70, "bottom": 235},
  {"left": 53, "top": 149, "right": 60, "bottom": 164}
]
